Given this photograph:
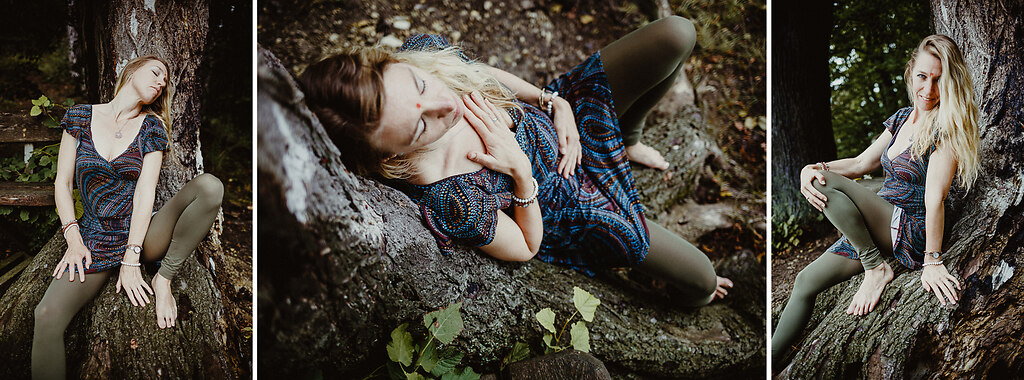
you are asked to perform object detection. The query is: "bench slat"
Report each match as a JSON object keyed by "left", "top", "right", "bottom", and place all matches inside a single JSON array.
[
  {"left": 0, "top": 113, "right": 62, "bottom": 143},
  {"left": 0, "top": 181, "right": 54, "bottom": 206}
]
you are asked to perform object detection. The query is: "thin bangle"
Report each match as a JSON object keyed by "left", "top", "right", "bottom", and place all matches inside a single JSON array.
[
  {"left": 512, "top": 177, "right": 539, "bottom": 207},
  {"left": 817, "top": 161, "right": 830, "bottom": 171}
]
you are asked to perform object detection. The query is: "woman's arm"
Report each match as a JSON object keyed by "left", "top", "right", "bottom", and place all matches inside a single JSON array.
[
  {"left": 800, "top": 129, "right": 892, "bottom": 211},
  {"left": 920, "top": 144, "right": 961, "bottom": 305},
  {"left": 486, "top": 65, "right": 581, "bottom": 178},
  {"left": 52, "top": 131, "right": 91, "bottom": 281},
  {"left": 115, "top": 150, "right": 162, "bottom": 306}
]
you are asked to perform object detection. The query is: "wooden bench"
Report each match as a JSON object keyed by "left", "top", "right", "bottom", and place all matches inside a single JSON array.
[{"left": 0, "top": 112, "right": 60, "bottom": 206}]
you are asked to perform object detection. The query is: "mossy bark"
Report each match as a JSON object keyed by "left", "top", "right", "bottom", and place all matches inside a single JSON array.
[
  {"left": 257, "top": 46, "right": 764, "bottom": 379},
  {"left": 774, "top": 1, "right": 1024, "bottom": 378}
]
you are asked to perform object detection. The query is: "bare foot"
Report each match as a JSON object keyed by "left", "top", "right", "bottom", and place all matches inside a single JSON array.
[
  {"left": 152, "top": 273, "right": 178, "bottom": 329},
  {"left": 625, "top": 143, "right": 670, "bottom": 170},
  {"left": 712, "top": 276, "right": 734, "bottom": 301},
  {"left": 846, "top": 261, "right": 894, "bottom": 315}
]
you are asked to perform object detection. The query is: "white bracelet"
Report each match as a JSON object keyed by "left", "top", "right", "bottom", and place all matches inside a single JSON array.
[
  {"left": 922, "top": 261, "right": 944, "bottom": 266},
  {"left": 120, "top": 261, "right": 142, "bottom": 267},
  {"left": 511, "top": 177, "right": 539, "bottom": 207}
]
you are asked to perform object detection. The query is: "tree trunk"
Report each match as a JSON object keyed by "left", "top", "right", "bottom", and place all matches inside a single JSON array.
[
  {"left": 0, "top": 1, "right": 238, "bottom": 378},
  {"left": 775, "top": 1, "right": 1024, "bottom": 378},
  {"left": 256, "top": 46, "right": 765, "bottom": 379},
  {"left": 770, "top": 0, "right": 837, "bottom": 232}
]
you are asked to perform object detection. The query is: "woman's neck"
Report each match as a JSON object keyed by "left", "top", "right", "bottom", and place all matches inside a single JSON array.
[
  {"left": 407, "top": 120, "right": 481, "bottom": 184},
  {"left": 105, "top": 90, "right": 144, "bottom": 120}
]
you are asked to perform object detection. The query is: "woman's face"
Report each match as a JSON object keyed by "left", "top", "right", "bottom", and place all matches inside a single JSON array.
[
  {"left": 131, "top": 60, "right": 168, "bottom": 104},
  {"left": 911, "top": 52, "right": 942, "bottom": 112},
  {"left": 374, "top": 62, "right": 464, "bottom": 155}
]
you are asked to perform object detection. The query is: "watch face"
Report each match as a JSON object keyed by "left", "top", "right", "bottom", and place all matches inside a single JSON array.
[{"left": 931, "top": 251, "right": 940, "bottom": 259}]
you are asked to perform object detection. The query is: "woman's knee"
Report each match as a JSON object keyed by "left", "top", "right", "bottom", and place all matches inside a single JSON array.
[
  {"left": 34, "top": 301, "right": 67, "bottom": 332},
  {"left": 190, "top": 173, "right": 224, "bottom": 207},
  {"left": 654, "top": 16, "right": 696, "bottom": 61}
]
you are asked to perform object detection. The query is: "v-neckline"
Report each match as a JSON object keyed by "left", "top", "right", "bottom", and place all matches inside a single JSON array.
[
  {"left": 886, "top": 109, "right": 915, "bottom": 161},
  {"left": 87, "top": 104, "right": 147, "bottom": 163}
]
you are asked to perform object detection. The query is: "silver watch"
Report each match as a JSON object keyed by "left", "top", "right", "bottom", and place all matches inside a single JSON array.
[
  {"left": 927, "top": 250, "right": 941, "bottom": 259},
  {"left": 126, "top": 244, "right": 142, "bottom": 254}
]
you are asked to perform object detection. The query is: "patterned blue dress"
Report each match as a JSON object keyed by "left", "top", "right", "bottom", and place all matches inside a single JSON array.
[
  {"left": 827, "top": 107, "right": 931, "bottom": 269},
  {"left": 61, "top": 104, "right": 169, "bottom": 273},
  {"left": 394, "top": 35, "right": 649, "bottom": 275}
]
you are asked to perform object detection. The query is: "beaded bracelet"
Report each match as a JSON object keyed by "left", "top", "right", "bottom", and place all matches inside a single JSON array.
[
  {"left": 120, "top": 261, "right": 142, "bottom": 267},
  {"left": 922, "top": 261, "right": 944, "bottom": 266},
  {"left": 61, "top": 220, "right": 79, "bottom": 238},
  {"left": 539, "top": 89, "right": 558, "bottom": 116},
  {"left": 512, "top": 177, "right": 539, "bottom": 208},
  {"left": 817, "top": 161, "right": 830, "bottom": 171}
]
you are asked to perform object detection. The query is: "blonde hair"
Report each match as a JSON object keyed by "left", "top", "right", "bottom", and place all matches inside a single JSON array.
[
  {"left": 300, "top": 43, "right": 521, "bottom": 180},
  {"left": 904, "top": 35, "right": 980, "bottom": 190},
  {"left": 113, "top": 55, "right": 174, "bottom": 152}
]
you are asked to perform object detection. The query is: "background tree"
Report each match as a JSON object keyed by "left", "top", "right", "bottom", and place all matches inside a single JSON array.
[
  {"left": 0, "top": 0, "right": 246, "bottom": 377},
  {"left": 774, "top": 0, "right": 1024, "bottom": 377},
  {"left": 770, "top": 0, "right": 836, "bottom": 247},
  {"left": 829, "top": 0, "right": 930, "bottom": 158}
]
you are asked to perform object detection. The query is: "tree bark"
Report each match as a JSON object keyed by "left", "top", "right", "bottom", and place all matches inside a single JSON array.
[
  {"left": 775, "top": 1, "right": 1024, "bottom": 378},
  {"left": 0, "top": 1, "right": 239, "bottom": 378},
  {"left": 770, "top": 0, "right": 837, "bottom": 231},
  {"left": 257, "top": 45, "right": 765, "bottom": 379}
]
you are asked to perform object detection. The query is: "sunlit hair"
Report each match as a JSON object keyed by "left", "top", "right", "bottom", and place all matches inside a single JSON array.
[
  {"left": 299, "top": 43, "right": 521, "bottom": 180},
  {"left": 113, "top": 55, "right": 174, "bottom": 153},
  {"left": 904, "top": 34, "right": 979, "bottom": 190}
]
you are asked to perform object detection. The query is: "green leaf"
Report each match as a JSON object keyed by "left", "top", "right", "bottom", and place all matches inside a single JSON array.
[
  {"left": 572, "top": 287, "right": 600, "bottom": 322},
  {"left": 570, "top": 321, "right": 590, "bottom": 352},
  {"left": 0, "top": 206, "right": 12, "bottom": 216},
  {"left": 63, "top": 98, "right": 75, "bottom": 107},
  {"left": 429, "top": 347, "right": 464, "bottom": 377},
  {"left": 32, "top": 98, "right": 42, "bottom": 106},
  {"left": 39, "top": 156, "right": 51, "bottom": 166},
  {"left": 386, "top": 323, "right": 415, "bottom": 367},
  {"left": 30, "top": 106, "right": 41, "bottom": 116},
  {"left": 386, "top": 362, "right": 407, "bottom": 380},
  {"left": 43, "top": 118, "right": 58, "bottom": 128},
  {"left": 42, "top": 96, "right": 51, "bottom": 107},
  {"left": 19, "top": 209, "right": 29, "bottom": 221},
  {"left": 535, "top": 308, "right": 556, "bottom": 333},
  {"left": 504, "top": 341, "right": 530, "bottom": 365},
  {"left": 542, "top": 333, "right": 555, "bottom": 348},
  {"left": 423, "top": 302, "right": 464, "bottom": 345},
  {"left": 440, "top": 367, "right": 481, "bottom": 380},
  {"left": 416, "top": 339, "right": 438, "bottom": 373},
  {"left": 405, "top": 371, "right": 425, "bottom": 380}
]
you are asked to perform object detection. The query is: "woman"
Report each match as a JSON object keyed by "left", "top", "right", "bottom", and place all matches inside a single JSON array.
[
  {"left": 299, "top": 16, "right": 732, "bottom": 305},
  {"left": 33, "top": 55, "right": 224, "bottom": 379},
  {"left": 771, "top": 34, "right": 980, "bottom": 363}
]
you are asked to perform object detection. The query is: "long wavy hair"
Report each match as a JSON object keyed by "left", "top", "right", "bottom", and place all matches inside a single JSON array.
[
  {"left": 904, "top": 35, "right": 980, "bottom": 190},
  {"left": 113, "top": 55, "right": 174, "bottom": 152},
  {"left": 299, "top": 43, "right": 520, "bottom": 179}
]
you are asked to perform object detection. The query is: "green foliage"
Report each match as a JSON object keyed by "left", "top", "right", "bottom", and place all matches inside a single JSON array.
[
  {"left": 379, "top": 302, "right": 479, "bottom": 380},
  {"left": 771, "top": 214, "right": 804, "bottom": 253},
  {"left": 536, "top": 286, "right": 601, "bottom": 353},
  {"left": 829, "top": 0, "right": 930, "bottom": 158},
  {"left": 500, "top": 342, "right": 530, "bottom": 370}
]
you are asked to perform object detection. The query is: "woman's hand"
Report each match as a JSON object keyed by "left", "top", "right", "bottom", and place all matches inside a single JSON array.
[
  {"left": 52, "top": 240, "right": 92, "bottom": 282},
  {"left": 463, "top": 92, "right": 531, "bottom": 178},
  {"left": 116, "top": 264, "right": 154, "bottom": 307},
  {"left": 550, "top": 97, "right": 582, "bottom": 178},
  {"left": 799, "top": 165, "right": 828, "bottom": 212},
  {"left": 921, "top": 264, "right": 961, "bottom": 306}
]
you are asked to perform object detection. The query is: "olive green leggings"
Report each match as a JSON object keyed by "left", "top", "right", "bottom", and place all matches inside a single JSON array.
[
  {"left": 32, "top": 173, "right": 223, "bottom": 380},
  {"left": 637, "top": 221, "right": 719, "bottom": 307},
  {"left": 771, "top": 170, "right": 894, "bottom": 363},
  {"left": 600, "top": 15, "right": 696, "bottom": 146}
]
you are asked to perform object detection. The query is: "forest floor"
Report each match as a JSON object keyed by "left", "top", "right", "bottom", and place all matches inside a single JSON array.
[{"left": 260, "top": 0, "right": 765, "bottom": 376}]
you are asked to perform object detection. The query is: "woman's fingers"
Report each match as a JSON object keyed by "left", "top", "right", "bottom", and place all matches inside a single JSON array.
[
  {"left": 84, "top": 254, "right": 91, "bottom": 270},
  {"left": 467, "top": 151, "right": 498, "bottom": 169}
]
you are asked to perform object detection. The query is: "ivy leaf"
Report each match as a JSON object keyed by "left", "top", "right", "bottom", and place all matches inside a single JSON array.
[
  {"left": 416, "top": 339, "right": 438, "bottom": 373},
  {"left": 39, "top": 156, "right": 51, "bottom": 166},
  {"left": 30, "top": 106, "right": 41, "bottom": 117},
  {"left": 19, "top": 209, "right": 29, "bottom": 221},
  {"left": 386, "top": 323, "right": 415, "bottom": 367},
  {"left": 63, "top": 98, "right": 75, "bottom": 107},
  {"left": 42, "top": 96, "right": 51, "bottom": 107},
  {"left": 423, "top": 302, "right": 464, "bottom": 345},
  {"left": 405, "top": 371, "right": 425, "bottom": 380},
  {"left": 570, "top": 321, "right": 590, "bottom": 352},
  {"left": 542, "top": 333, "right": 555, "bottom": 348},
  {"left": 535, "top": 308, "right": 556, "bottom": 333},
  {"left": 440, "top": 367, "right": 481, "bottom": 380},
  {"left": 32, "top": 97, "right": 43, "bottom": 106},
  {"left": 43, "top": 118, "right": 58, "bottom": 128},
  {"left": 503, "top": 341, "right": 530, "bottom": 366},
  {"left": 429, "top": 346, "right": 464, "bottom": 377},
  {"left": 572, "top": 287, "right": 600, "bottom": 322}
]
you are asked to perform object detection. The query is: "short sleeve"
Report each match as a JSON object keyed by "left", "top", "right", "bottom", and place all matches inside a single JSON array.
[
  {"left": 141, "top": 116, "right": 169, "bottom": 154},
  {"left": 882, "top": 107, "right": 912, "bottom": 135},
  {"left": 399, "top": 34, "right": 471, "bottom": 62},
  {"left": 59, "top": 104, "right": 89, "bottom": 139},
  {"left": 419, "top": 179, "right": 501, "bottom": 254}
]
